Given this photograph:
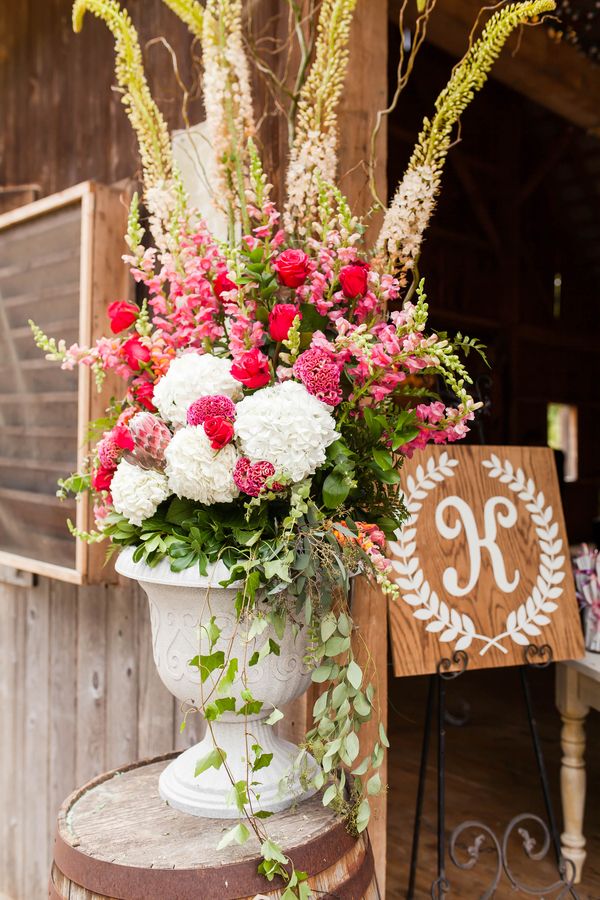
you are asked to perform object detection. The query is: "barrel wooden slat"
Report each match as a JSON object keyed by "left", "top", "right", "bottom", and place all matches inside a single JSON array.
[{"left": 50, "top": 754, "right": 379, "bottom": 900}]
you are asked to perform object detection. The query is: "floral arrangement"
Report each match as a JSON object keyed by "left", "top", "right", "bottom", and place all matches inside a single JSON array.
[{"left": 32, "top": 0, "right": 554, "bottom": 894}]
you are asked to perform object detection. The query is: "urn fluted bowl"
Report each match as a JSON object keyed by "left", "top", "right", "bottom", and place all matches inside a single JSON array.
[{"left": 116, "top": 546, "right": 317, "bottom": 817}]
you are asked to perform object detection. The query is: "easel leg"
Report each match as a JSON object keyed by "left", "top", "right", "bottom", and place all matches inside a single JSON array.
[
  {"left": 520, "top": 666, "right": 563, "bottom": 860},
  {"left": 406, "top": 676, "right": 435, "bottom": 900},
  {"left": 434, "top": 673, "right": 448, "bottom": 897}
]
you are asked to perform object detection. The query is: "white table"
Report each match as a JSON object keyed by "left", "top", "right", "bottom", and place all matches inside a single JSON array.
[{"left": 556, "top": 651, "right": 600, "bottom": 883}]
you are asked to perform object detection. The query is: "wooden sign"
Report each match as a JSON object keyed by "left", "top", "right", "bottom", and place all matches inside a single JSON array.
[{"left": 388, "top": 446, "right": 584, "bottom": 676}]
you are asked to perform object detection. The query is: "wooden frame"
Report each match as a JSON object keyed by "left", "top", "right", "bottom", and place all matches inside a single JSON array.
[{"left": 0, "top": 181, "right": 130, "bottom": 584}]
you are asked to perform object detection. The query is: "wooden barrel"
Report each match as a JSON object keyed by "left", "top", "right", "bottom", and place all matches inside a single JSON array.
[{"left": 49, "top": 753, "right": 380, "bottom": 899}]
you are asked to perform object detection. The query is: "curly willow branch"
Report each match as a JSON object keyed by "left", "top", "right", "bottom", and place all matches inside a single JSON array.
[
  {"left": 161, "top": 0, "right": 204, "bottom": 38},
  {"left": 376, "top": 0, "right": 556, "bottom": 271},
  {"left": 284, "top": 0, "right": 358, "bottom": 236}
]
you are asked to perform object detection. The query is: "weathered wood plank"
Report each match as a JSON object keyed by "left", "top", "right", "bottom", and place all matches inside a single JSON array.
[
  {"left": 105, "top": 582, "right": 138, "bottom": 768},
  {"left": 22, "top": 577, "right": 51, "bottom": 899},
  {"left": 48, "top": 580, "right": 78, "bottom": 868},
  {"left": 76, "top": 585, "right": 108, "bottom": 785},
  {"left": 0, "top": 583, "right": 26, "bottom": 900}
]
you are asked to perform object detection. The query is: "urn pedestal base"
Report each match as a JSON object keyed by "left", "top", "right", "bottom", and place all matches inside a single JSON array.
[{"left": 159, "top": 720, "right": 318, "bottom": 818}]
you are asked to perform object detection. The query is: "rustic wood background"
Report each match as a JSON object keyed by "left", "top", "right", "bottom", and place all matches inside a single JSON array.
[{"left": 388, "top": 446, "right": 584, "bottom": 676}]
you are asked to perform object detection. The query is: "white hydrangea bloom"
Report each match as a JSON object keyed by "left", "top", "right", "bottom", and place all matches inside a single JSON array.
[
  {"left": 165, "top": 426, "right": 239, "bottom": 505},
  {"left": 235, "top": 381, "right": 338, "bottom": 483},
  {"left": 153, "top": 353, "right": 242, "bottom": 426},
  {"left": 111, "top": 460, "right": 170, "bottom": 526}
]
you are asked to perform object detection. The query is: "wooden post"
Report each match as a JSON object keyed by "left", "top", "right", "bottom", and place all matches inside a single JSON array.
[{"left": 338, "top": 2, "right": 389, "bottom": 892}]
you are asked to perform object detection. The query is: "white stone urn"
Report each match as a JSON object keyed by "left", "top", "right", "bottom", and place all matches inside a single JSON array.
[{"left": 116, "top": 547, "right": 317, "bottom": 818}]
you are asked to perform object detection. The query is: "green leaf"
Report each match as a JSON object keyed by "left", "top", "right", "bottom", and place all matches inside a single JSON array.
[
  {"left": 299, "top": 303, "right": 329, "bottom": 333},
  {"left": 356, "top": 799, "right": 371, "bottom": 833},
  {"left": 311, "top": 664, "right": 332, "bottom": 684},
  {"left": 218, "top": 658, "right": 238, "bottom": 695},
  {"left": 343, "top": 731, "right": 360, "bottom": 764},
  {"left": 261, "top": 838, "right": 288, "bottom": 865},
  {"left": 190, "top": 651, "right": 225, "bottom": 683},
  {"left": 337, "top": 612, "right": 351, "bottom": 637},
  {"left": 371, "top": 465, "right": 402, "bottom": 485},
  {"left": 372, "top": 448, "right": 393, "bottom": 470},
  {"left": 351, "top": 756, "right": 371, "bottom": 776},
  {"left": 353, "top": 692, "right": 371, "bottom": 718},
  {"left": 367, "top": 772, "right": 382, "bottom": 795},
  {"left": 324, "top": 634, "right": 351, "bottom": 656},
  {"left": 229, "top": 780, "right": 249, "bottom": 812},
  {"left": 379, "top": 722, "right": 390, "bottom": 748},
  {"left": 347, "top": 660, "right": 362, "bottom": 690},
  {"left": 194, "top": 747, "right": 226, "bottom": 777},
  {"left": 265, "top": 707, "right": 284, "bottom": 726},
  {"left": 320, "top": 613, "right": 337, "bottom": 643},
  {"left": 322, "top": 470, "right": 351, "bottom": 509},
  {"left": 204, "top": 697, "right": 236, "bottom": 721},
  {"left": 322, "top": 783, "right": 337, "bottom": 806},
  {"left": 254, "top": 810, "right": 274, "bottom": 819},
  {"left": 253, "top": 752, "right": 274, "bottom": 772},
  {"left": 202, "top": 615, "right": 222, "bottom": 650},
  {"left": 216, "top": 822, "right": 250, "bottom": 850}
]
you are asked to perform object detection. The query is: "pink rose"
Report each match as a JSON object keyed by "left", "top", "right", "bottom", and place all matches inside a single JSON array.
[
  {"left": 268, "top": 304, "right": 301, "bottom": 342},
  {"left": 122, "top": 336, "right": 150, "bottom": 371},
  {"left": 273, "top": 249, "right": 310, "bottom": 288},
  {"left": 203, "top": 415, "right": 235, "bottom": 450},
  {"left": 213, "top": 271, "right": 238, "bottom": 299},
  {"left": 339, "top": 261, "right": 369, "bottom": 299},
  {"left": 231, "top": 348, "right": 271, "bottom": 390},
  {"left": 91, "top": 465, "right": 114, "bottom": 492},
  {"left": 108, "top": 300, "right": 139, "bottom": 333}
]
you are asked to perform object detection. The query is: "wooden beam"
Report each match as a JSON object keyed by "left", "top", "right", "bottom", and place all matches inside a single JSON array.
[
  {"left": 338, "top": 2, "right": 389, "bottom": 893},
  {"left": 393, "top": 0, "right": 600, "bottom": 135}
]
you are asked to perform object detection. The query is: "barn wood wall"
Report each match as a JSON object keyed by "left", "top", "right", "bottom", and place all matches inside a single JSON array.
[{"left": 0, "top": 2, "right": 389, "bottom": 898}]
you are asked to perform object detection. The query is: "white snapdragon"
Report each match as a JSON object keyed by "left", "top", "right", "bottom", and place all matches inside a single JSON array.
[
  {"left": 153, "top": 353, "right": 242, "bottom": 426},
  {"left": 165, "top": 426, "right": 239, "bottom": 505},
  {"left": 235, "top": 381, "right": 338, "bottom": 483},
  {"left": 111, "top": 460, "right": 170, "bottom": 526}
]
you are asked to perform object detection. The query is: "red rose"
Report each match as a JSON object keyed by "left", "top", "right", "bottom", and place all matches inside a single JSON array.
[
  {"left": 132, "top": 379, "right": 156, "bottom": 411},
  {"left": 214, "top": 271, "right": 238, "bottom": 300},
  {"left": 268, "top": 304, "right": 301, "bottom": 342},
  {"left": 273, "top": 249, "right": 310, "bottom": 288},
  {"left": 122, "top": 336, "right": 151, "bottom": 371},
  {"left": 91, "top": 465, "right": 114, "bottom": 492},
  {"left": 203, "top": 415, "right": 235, "bottom": 450},
  {"left": 339, "top": 262, "right": 369, "bottom": 299},
  {"left": 108, "top": 300, "right": 139, "bottom": 333},
  {"left": 112, "top": 424, "right": 135, "bottom": 452},
  {"left": 230, "top": 348, "right": 271, "bottom": 390}
]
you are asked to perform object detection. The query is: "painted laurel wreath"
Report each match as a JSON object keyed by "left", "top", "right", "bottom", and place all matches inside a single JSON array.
[{"left": 389, "top": 452, "right": 565, "bottom": 655}]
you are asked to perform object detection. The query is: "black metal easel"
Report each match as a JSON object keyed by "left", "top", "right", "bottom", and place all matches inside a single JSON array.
[{"left": 406, "top": 644, "right": 578, "bottom": 899}]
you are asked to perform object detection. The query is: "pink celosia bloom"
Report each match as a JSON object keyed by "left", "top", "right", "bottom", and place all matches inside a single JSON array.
[
  {"left": 233, "top": 458, "right": 282, "bottom": 497},
  {"left": 187, "top": 395, "right": 236, "bottom": 426},
  {"left": 293, "top": 348, "right": 343, "bottom": 406}
]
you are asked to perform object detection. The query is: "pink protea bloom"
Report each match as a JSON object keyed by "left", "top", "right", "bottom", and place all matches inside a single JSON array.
[
  {"left": 293, "top": 347, "right": 343, "bottom": 407},
  {"left": 187, "top": 395, "right": 237, "bottom": 427},
  {"left": 128, "top": 412, "right": 172, "bottom": 461},
  {"left": 234, "top": 458, "right": 282, "bottom": 497}
]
